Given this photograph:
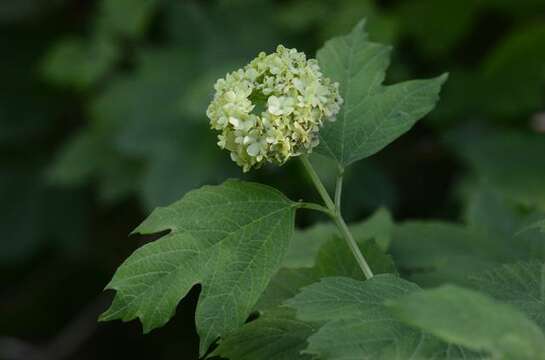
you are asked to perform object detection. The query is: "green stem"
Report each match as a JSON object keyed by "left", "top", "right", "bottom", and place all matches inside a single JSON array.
[
  {"left": 300, "top": 155, "right": 335, "bottom": 210},
  {"left": 332, "top": 215, "right": 374, "bottom": 279},
  {"left": 297, "top": 202, "right": 334, "bottom": 216},
  {"left": 334, "top": 173, "right": 343, "bottom": 214},
  {"left": 300, "top": 155, "right": 374, "bottom": 279}
]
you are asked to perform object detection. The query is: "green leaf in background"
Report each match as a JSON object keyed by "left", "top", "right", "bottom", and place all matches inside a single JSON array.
[
  {"left": 48, "top": 126, "right": 144, "bottom": 204},
  {"left": 395, "top": 0, "right": 478, "bottom": 57},
  {"left": 50, "top": 48, "right": 237, "bottom": 208},
  {"left": 448, "top": 128, "right": 545, "bottom": 211},
  {"left": 389, "top": 285, "right": 545, "bottom": 360},
  {"left": 96, "top": 0, "right": 159, "bottom": 39},
  {"left": 435, "top": 22, "right": 545, "bottom": 123},
  {"left": 276, "top": 0, "right": 398, "bottom": 44},
  {"left": 471, "top": 262, "right": 545, "bottom": 330},
  {"left": 464, "top": 189, "right": 545, "bottom": 260},
  {"left": 315, "top": 20, "right": 447, "bottom": 168},
  {"left": 100, "top": 180, "right": 297, "bottom": 356},
  {"left": 480, "top": 0, "right": 545, "bottom": 17},
  {"left": 390, "top": 189, "right": 545, "bottom": 287},
  {"left": 479, "top": 21, "right": 545, "bottom": 118},
  {"left": 283, "top": 207, "right": 393, "bottom": 268},
  {"left": 389, "top": 221, "right": 497, "bottom": 287},
  {"left": 285, "top": 275, "right": 462, "bottom": 359},
  {"left": 101, "top": 49, "right": 237, "bottom": 208},
  {"left": 40, "top": 36, "right": 118, "bottom": 89},
  {"left": 40, "top": 0, "right": 160, "bottom": 89},
  {"left": 0, "top": 168, "right": 90, "bottom": 265}
]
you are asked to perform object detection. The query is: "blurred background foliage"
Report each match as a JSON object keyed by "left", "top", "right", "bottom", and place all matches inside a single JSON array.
[{"left": 1, "top": 0, "right": 544, "bottom": 359}]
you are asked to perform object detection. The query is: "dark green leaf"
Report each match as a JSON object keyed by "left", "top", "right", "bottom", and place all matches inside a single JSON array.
[
  {"left": 315, "top": 20, "right": 447, "bottom": 167},
  {"left": 210, "top": 308, "right": 316, "bottom": 360},
  {"left": 41, "top": 36, "right": 118, "bottom": 89},
  {"left": 100, "top": 180, "right": 296, "bottom": 356},
  {"left": 390, "top": 221, "right": 497, "bottom": 287},
  {"left": 96, "top": 0, "right": 159, "bottom": 38},
  {"left": 448, "top": 129, "right": 545, "bottom": 211}
]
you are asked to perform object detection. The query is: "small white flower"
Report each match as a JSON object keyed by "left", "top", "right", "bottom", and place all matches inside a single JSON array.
[
  {"left": 247, "top": 142, "right": 261, "bottom": 157},
  {"left": 217, "top": 135, "right": 226, "bottom": 148},
  {"left": 269, "top": 96, "right": 295, "bottom": 116},
  {"left": 228, "top": 116, "right": 241, "bottom": 128}
]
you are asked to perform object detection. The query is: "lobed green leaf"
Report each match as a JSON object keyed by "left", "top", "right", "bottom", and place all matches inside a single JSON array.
[
  {"left": 315, "top": 20, "right": 447, "bottom": 168},
  {"left": 100, "top": 180, "right": 296, "bottom": 356}
]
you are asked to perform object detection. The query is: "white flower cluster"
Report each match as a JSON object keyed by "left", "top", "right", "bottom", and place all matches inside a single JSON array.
[{"left": 206, "top": 45, "right": 343, "bottom": 172}]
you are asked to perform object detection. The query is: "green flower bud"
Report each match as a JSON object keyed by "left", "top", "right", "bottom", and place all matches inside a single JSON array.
[{"left": 206, "top": 45, "right": 343, "bottom": 172}]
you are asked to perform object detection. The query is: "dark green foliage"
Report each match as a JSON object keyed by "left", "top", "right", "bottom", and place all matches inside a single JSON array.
[{"left": 3, "top": 0, "right": 545, "bottom": 359}]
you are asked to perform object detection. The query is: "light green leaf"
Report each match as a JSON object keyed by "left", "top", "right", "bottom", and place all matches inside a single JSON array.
[
  {"left": 286, "top": 275, "right": 466, "bottom": 359},
  {"left": 471, "top": 262, "right": 545, "bottom": 330},
  {"left": 100, "top": 180, "right": 297, "bottom": 356},
  {"left": 389, "top": 285, "right": 545, "bottom": 360},
  {"left": 315, "top": 20, "right": 447, "bottom": 168}
]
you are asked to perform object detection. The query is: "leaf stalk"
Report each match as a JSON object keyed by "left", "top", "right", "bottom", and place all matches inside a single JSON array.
[{"left": 300, "top": 155, "right": 374, "bottom": 279}]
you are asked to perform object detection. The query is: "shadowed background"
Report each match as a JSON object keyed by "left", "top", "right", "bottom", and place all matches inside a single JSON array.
[{"left": 1, "top": 0, "right": 544, "bottom": 359}]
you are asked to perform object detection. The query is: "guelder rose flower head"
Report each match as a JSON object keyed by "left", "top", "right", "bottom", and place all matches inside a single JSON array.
[{"left": 206, "top": 45, "right": 343, "bottom": 172}]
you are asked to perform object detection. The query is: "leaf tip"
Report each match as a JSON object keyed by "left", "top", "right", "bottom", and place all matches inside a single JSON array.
[
  {"left": 350, "top": 18, "right": 368, "bottom": 38},
  {"left": 142, "top": 323, "right": 154, "bottom": 335},
  {"left": 437, "top": 72, "right": 449, "bottom": 85},
  {"left": 97, "top": 308, "right": 113, "bottom": 323}
]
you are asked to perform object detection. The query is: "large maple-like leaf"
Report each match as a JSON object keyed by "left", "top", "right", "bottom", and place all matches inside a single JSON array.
[{"left": 100, "top": 180, "right": 296, "bottom": 355}]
